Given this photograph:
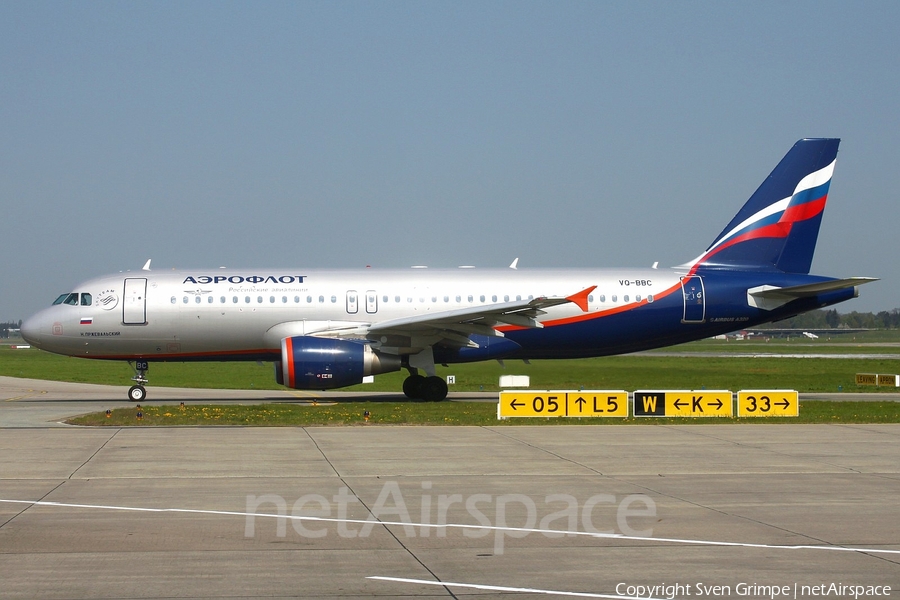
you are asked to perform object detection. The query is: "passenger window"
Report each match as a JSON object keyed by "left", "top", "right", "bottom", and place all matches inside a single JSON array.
[
  {"left": 635, "top": 295, "right": 641, "bottom": 302},
  {"left": 282, "top": 296, "right": 287, "bottom": 303},
  {"left": 171, "top": 296, "right": 177, "bottom": 304},
  {"left": 647, "top": 295, "right": 654, "bottom": 303},
  {"left": 516, "top": 295, "right": 521, "bottom": 301},
  {"left": 599, "top": 295, "right": 606, "bottom": 303},
  {"left": 245, "top": 296, "right": 251, "bottom": 303},
  {"left": 195, "top": 296, "right": 201, "bottom": 304},
  {"left": 480, "top": 295, "right": 485, "bottom": 302},
  {"left": 183, "top": 297, "right": 189, "bottom": 304},
  {"left": 318, "top": 296, "right": 325, "bottom": 303},
  {"left": 383, "top": 296, "right": 388, "bottom": 303},
  {"left": 395, "top": 296, "right": 401, "bottom": 303},
  {"left": 330, "top": 296, "right": 337, "bottom": 303},
  {"left": 468, "top": 295, "right": 473, "bottom": 302},
  {"left": 612, "top": 295, "right": 618, "bottom": 302},
  {"left": 492, "top": 295, "right": 498, "bottom": 302},
  {"left": 80, "top": 293, "right": 92, "bottom": 306},
  {"left": 220, "top": 296, "right": 225, "bottom": 303},
  {"left": 503, "top": 295, "right": 509, "bottom": 302},
  {"left": 624, "top": 295, "right": 629, "bottom": 302},
  {"left": 233, "top": 296, "right": 238, "bottom": 303}
]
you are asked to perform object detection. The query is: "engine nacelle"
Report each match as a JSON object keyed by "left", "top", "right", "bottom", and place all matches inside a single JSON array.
[{"left": 275, "top": 337, "right": 401, "bottom": 390}]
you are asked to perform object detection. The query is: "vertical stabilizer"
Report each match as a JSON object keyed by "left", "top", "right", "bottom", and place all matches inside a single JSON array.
[{"left": 691, "top": 138, "right": 839, "bottom": 274}]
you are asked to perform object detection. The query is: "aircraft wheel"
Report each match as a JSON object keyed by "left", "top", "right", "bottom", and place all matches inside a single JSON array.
[
  {"left": 128, "top": 385, "right": 146, "bottom": 402},
  {"left": 402, "top": 374, "right": 424, "bottom": 400},
  {"left": 420, "top": 376, "right": 448, "bottom": 402}
]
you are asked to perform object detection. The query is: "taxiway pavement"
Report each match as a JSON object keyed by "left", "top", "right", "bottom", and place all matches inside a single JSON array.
[{"left": 1, "top": 377, "right": 898, "bottom": 598}]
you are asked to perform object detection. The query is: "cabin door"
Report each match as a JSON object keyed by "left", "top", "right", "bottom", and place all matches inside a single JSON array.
[{"left": 123, "top": 278, "right": 148, "bottom": 325}]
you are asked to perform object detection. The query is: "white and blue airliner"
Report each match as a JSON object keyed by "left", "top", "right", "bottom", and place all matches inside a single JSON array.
[{"left": 22, "top": 139, "right": 876, "bottom": 401}]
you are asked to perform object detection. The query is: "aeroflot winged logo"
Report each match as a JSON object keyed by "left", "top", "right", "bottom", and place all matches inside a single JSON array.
[
  {"left": 97, "top": 290, "right": 119, "bottom": 311},
  {"left": 182, "top": 275, "right": 307, "bottom": 284}
]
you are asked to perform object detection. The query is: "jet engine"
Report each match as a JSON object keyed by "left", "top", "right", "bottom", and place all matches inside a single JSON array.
[{"left": 275, "top": 336, "right": 401, "bottom": 390}]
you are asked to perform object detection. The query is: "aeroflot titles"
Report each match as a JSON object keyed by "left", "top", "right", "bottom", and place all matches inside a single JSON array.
[
  {"left": 183, "top": 275, "right": 307, "bottom": 285},
  {"left": 181, "top": 275, "right": 654, "bottom": 288}
]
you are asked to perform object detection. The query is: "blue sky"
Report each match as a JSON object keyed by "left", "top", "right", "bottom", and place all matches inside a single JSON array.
[{"left": 2, "top": 1, "right": 897, "bottom": 321}]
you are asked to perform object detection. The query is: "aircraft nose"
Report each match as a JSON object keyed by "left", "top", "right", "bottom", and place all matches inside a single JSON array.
[{"left": 20, "top": 312, "right": 46, "bottom": 347}]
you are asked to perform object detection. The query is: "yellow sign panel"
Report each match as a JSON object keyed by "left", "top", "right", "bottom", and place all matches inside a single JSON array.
[
  {"left": 877, "top": 374, "right": 899, "bottom": 387},
  {"left": 665, "top": 391, "right": 733, "bottom": 417},
  {"left": 737, "top": 390, "right": 799, "bottom": 417},
  {"left": 856, "top": 373, "right": 899, "bottom": 386},
  {"left": 499, "top": 391, "right": 567, "bottom": 417},
  {"left": 856, "top": 373, "right": 878, "bottom": 386},
  {"left": 568, "top": 391, "right": 628, "bottom": 417},
  {"left": 498, "top": 391, "right": 628, "bottom": 418}
]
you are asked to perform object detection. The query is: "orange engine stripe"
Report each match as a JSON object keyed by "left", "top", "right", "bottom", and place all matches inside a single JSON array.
[{"left": 284, "top": 337, "right": 295, "bottom": 388}]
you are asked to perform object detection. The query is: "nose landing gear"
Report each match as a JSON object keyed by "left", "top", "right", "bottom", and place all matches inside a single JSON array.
[{"left": 128, "top": 360, "right": 149, "bottom": 402}]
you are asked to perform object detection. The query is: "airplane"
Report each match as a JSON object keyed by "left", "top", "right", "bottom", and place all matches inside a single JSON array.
[{"left": 21, "top": 138, "right": 876, "bottom": 402}]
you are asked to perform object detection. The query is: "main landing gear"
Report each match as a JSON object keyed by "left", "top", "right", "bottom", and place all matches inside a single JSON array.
[
  {"left": 402, "top": 370, "right": 448, "bottom": 402},
  {"left": 127, "top": 360, "right": 149, "bottom": 402}
]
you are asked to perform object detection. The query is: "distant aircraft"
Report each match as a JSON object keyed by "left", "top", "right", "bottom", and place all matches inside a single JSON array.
[{"left": 22, "top": 139, "right": 876, "bottom": 401}]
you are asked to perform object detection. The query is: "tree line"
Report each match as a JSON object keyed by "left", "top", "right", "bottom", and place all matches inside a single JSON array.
[
  {"left": 1, "top": 320, "right": 23, "bottom": 338},
  {"left": 754, "top": 308, "right": 900, "bottom": 330}
]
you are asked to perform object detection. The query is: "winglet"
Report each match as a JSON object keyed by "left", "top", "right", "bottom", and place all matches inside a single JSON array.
[{"left": 566, "top": 286, "right": 596, "bottom": 312}]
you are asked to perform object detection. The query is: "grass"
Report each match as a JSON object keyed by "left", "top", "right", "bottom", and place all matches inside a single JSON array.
[
  {"left": 2, "top": 345, "right": 899, "bottom": 393},
  {"left": 4, "top": 340, "right": 899, "bottom": 426},
  {"left": 66, "top": 400, "right": 900, "bottom": 427}
]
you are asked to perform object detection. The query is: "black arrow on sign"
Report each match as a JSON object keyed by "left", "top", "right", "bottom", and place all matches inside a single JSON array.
[
  {"left": 775, "top": 399, "right": 791, "bottom": 409},
  {"left": 574, "top": 397, "right": 587, "bottom": 410},
  {"left": 673, "top": 398, "right": 688, "bottom": 409},
  {"left": 708, "top": 399, "right": 723, "bottom": 410},
  {"left": 510, "top": 399, "right": 524, "bottom": 411}
]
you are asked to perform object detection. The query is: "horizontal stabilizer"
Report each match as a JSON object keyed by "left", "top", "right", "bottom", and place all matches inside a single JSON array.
[{"left": 747, "top": 277, "right": 878, "bottom": 311}]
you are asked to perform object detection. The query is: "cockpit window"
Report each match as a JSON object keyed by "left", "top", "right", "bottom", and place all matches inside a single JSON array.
[
  {"left": 53, "top": 293, "right": 79, "bottom": 306},
  {"left": 80, "top": 293, "right": 92, "bottom": 306}
]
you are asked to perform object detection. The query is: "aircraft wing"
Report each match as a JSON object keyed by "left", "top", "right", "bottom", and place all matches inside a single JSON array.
[
  {"left": 747, "top": 277, "right": 878, "bottom": 311},
  {"left": 365, "top": 286, "right": 595, "bottom": 349}
]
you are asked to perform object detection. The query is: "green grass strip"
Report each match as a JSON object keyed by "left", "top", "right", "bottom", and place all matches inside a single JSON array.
[{"left": 67, "top": 400, "right": 900, "bottom": 427}]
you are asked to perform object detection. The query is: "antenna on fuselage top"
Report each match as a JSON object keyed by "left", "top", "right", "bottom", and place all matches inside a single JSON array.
[
  {"left": 142, "top": 259, "right": 152, "bottom": 271},
  {"left": 509, "top": 258, "right": 519, "bottom": 270}
]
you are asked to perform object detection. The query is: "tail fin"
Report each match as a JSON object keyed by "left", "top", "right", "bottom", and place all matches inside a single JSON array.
[{"left": 690, "top": 138, "right": 839, "bottom": 274}]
